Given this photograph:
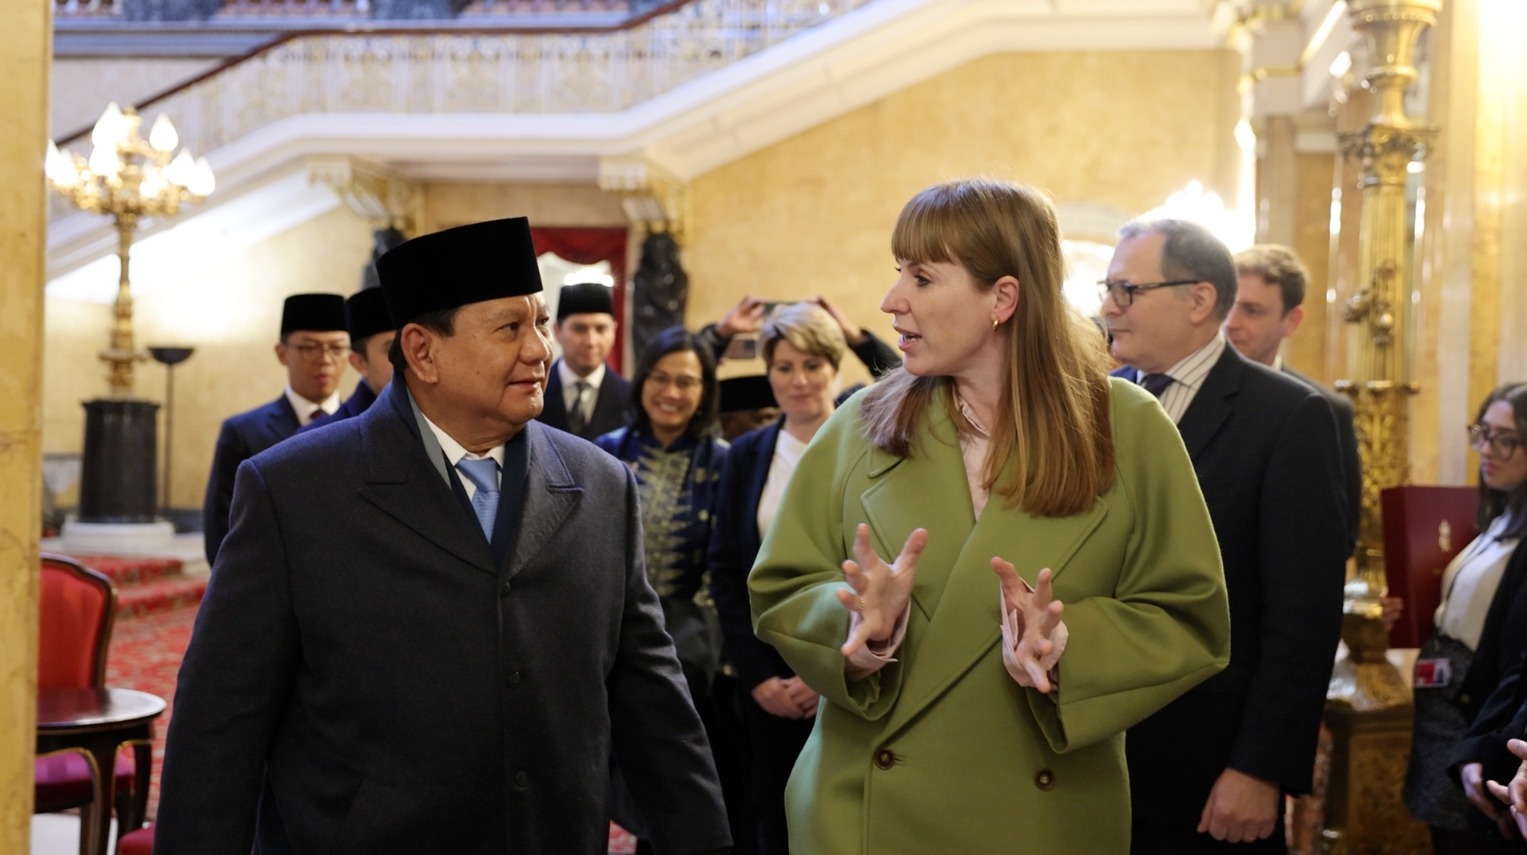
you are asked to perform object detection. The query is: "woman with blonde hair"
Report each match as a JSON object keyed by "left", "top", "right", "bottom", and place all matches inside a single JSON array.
[
  {"left": 710, "top": 301, "right": 847, "bottom": 854},
  {"left": 748, "top": 178, "right": 1231, "bottom": 853}
]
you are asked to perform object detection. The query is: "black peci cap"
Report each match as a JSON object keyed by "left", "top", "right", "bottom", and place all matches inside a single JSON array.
[
  {"left": 378, "top": 217, "right": 543, "bottom": 325},
  {"left": 281, "top": 293, "right": 347, "bottom": 336}
]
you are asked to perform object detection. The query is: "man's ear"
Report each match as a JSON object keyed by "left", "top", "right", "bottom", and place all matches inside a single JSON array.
[
  {"left": 1188, "top": 282, "right": 1220, "bottom": 325},
  {"left": 400, "top": 324, "right": 439, "bottom": 384},
  {"left": 275, "top": 342, "right": 290, "bottom": 367},
  {"left": 1281, "top": 304, "right": 1305, "bottom": 338},
  {"left": 347, "top": 350, "right": 367, "bottom": 374}
]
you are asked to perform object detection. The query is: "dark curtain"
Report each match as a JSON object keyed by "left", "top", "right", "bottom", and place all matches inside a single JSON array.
[{"left": 532, "top": 227, "right": 630, "bottom": 372}]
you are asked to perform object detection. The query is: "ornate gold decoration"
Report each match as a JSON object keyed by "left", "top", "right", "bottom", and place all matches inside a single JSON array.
[
  {"left": 1318, "top": 705, "right": 1430, "bottom": 855},
  {"left": 1322, "top": 0, "right": 1439, "bottom": 851},
  {"left": 598, "top": 155, "right": 689, "bottom": 246},
  {"left": 307, "top": 156, "right": 419, "bottom": 231},
  {"left": 46, "top": 104, "right": 214, "bottom": 395}
]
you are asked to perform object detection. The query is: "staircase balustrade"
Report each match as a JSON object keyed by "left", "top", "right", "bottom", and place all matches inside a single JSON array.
[
  {"left": 54, "top": 0, "right": 658, "bottom": 21},
  {"left": 50, "top": 0, "right": 875, "bottom": 224}
]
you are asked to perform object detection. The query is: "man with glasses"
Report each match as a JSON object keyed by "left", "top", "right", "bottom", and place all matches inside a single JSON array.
[
  {"left": 296, "top": 287, "right": 395, "bottom": 434},
  {"left": 201, "top": 292, "right": 348, "bottom": 563},
  {"left": 1101, "top": 219, "right": 1349, "bottom": 854}
]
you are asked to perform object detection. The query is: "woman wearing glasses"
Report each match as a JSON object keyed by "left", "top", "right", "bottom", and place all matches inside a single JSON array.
[
  {"left": 595, "top": 326, "right": 747, "bottom": 853},
  {"left": 747, "top": 178, "right": 1230, "bottom": 854},
  {"left": 1402, "top": 382, "right": 1527, "bottom": 854}
]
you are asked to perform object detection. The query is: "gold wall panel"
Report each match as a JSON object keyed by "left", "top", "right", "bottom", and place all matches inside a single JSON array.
[
  {"left": 683, "top": 49, "right": 1244, "bottom": 380},
  {"left": 0, "top": 0, "right": 49, "bottom": 848}
]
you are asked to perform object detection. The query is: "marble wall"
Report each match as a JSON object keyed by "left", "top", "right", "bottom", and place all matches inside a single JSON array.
[
  {"left": 683, "top": 48, "right": 1244, "bottom": 388},
  {"left": 2, "top": 1, "right": 49, "bottom": 847}
]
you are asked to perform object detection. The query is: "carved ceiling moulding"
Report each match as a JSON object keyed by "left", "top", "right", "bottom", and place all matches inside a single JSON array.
[
  {"left": 307, "top": 156, "right": 420, "bottom": 232},
  {"left": 598, "top": 155, "right": 688, "bottom": 246}
]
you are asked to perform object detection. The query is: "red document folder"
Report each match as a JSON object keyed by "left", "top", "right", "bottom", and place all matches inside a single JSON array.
[{"left": 1381, "top": 485, "right": 1480, "bottom": 648}]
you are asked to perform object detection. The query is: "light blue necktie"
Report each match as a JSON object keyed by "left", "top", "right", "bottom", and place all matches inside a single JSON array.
[{"left": 456, "top": 457, "right": 500, "bottom": 541}]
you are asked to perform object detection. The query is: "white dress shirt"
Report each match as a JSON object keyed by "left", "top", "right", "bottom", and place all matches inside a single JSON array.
[
  {"left": 558, "top": 360, "right": 606, "bottom": 423},
  {"left": 1435, "top": 513, "right": 1521, "bottom": 650},
  {"left": 1134, "top": 334, "right": 1226, "bottom": 424},
  {"left": 285, "top": 385, "right": 341, "bottom": 427},
  {"left": 420, "top": 413, "right": 506, "bottom": 500}
]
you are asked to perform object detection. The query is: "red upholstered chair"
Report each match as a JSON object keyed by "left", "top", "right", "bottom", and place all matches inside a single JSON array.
[
  {"left": 35, "top": 554, "right": 150, "bottom": 851},
  {"left": 116, "top": 825, "right": 154, "bottom": 855}
]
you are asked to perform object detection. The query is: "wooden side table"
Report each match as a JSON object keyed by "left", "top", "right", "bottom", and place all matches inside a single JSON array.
[{"left": 37, "top": 687, "right": 166, "bottom": 855}]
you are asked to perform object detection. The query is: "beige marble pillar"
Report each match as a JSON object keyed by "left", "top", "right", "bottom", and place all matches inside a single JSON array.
[
  {"left": 0, "top": 1, "right": 50, "bottom": 850},
  {"left": 1416, "top": 0, "right": 1527, "bottom": 485}
]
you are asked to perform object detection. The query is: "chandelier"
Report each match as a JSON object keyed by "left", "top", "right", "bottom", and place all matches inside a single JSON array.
[{"left": 45, "top": 103, "right": 215, "bottom": 395}]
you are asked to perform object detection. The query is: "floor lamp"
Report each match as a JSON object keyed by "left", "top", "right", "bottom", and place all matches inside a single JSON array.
[{"left": 148, "top": 346, "right": 194, "bottom": 518}]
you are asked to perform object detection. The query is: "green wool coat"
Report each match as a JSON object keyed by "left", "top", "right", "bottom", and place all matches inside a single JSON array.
[{"left": 749, "top": 378, "right": 1230, "bottom": 854}]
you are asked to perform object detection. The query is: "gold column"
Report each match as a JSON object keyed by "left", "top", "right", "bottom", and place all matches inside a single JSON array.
[
  {"left": 1322, "top": 2, "right": 1440, "bottom": 853},
  {"left": 0, "top": 0, "right": 51, "bottom": 850}
]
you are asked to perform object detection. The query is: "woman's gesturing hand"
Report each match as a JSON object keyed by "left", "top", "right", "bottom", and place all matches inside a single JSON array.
[
  {"left": 837, "top": 524, "right": 927, "bottom": 658},
  {"left": 991, "top": 561, "right": 1068, "bottom": 693}
]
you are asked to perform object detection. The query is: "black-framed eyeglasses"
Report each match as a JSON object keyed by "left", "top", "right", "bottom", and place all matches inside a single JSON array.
[
  {"left": 1097, "top": 279, "right": 1200, "bottom": 308},
  {"left": 288, "top": 342, "right": 350, "bottom": 361},
  {"left": 1467, "top": 423, "right": 1522, "bottom": 457}
]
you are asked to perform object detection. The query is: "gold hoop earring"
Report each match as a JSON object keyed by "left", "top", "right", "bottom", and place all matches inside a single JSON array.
[{"left": 992, "top": 317, "right": 1000, "bottom": 330}]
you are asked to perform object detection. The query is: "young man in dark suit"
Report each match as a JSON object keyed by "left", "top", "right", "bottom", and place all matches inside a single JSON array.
[
  {"left": 295, "top": 287, "right": 395, "bottom": 433},
  {"left": 157, "top": 218, "right": 731, "bottom": 855},
  {"left": 1102, "top": 219, "right": 1349, "bottom": 854},
  {"left": 538, "top": 281, "right": 631, "bottom": 440},
  {"left": 1225, "top": 243, "right": 1362, "bottom": 554},
  {"left": 201, "top": 292, "right": 348, "bottom": 563}
]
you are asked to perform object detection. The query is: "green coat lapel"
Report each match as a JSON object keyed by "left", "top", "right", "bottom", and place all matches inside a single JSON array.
[
  {"left": 859, "top": 393, "right": 1111, "bottom": 739},
  {"left": 859, "top": 402, "right": 972, "bottom": 621}
]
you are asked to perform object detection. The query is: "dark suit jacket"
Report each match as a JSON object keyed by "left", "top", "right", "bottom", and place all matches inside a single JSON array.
[
  {"left": 157, "top": 382, "right": 730, "bottom": 855},
  {"left": 1122, "top": 347, "right": 1349, "bottom": 836},
  {"left": 1284, "top": 366, "right": 1362, "bottom": 554},
  {"left": 708, "top": 421, "right": 794, "bottom": 690},
  {"left": 538, "top": 359, "right": 632, "bottom": 441},
  {"left": 1450, "top": 539, "right": 1527, "bottom": 783},
  {"left": 202, "top": 394, "right": 300, "bottom": 564}
]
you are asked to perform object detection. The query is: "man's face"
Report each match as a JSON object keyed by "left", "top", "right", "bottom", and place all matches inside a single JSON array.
[
  {"left": 1224, "top": 272, "right": 1302, "bottom": 367},
  {"left": 425, "top": 295, "right": 552, "bottom": 442},
  {"left": 554, "top": 312, "right": 616, "bottom": 376},
  {"left": 1101, "top": 233, "right": 1211, "bottom": 374},
  {"left": 348, "top": 332, "right": 396, "bottom": 395},
  {"left": 276, "top": 330, "right": 350, "bottom": 402}
]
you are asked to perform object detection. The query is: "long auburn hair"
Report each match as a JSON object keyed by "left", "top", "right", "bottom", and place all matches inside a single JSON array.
[{"left": 860, "top": 178, "right": 1115, "bottom": 517}]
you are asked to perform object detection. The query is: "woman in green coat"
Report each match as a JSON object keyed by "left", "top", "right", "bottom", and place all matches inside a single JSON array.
[{"left": 749, "top": 178, "right": 1231, "bottom": 854}]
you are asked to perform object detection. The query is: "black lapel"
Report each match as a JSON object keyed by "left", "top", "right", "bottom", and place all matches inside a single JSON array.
[
  {"left": 505, "top": 424, "right": 581, "bottom": 580},
  {"left": 589, "top": 372, "right": 630, "bottom": 438},
  {"left": 356, "top": 383, "right": 495, "bottom": 574},
  {"left": 269, "top": 395, "right": 300, "bottom": 441},
  {"left": 540, "top": 368, "right": 569, "bottom": 431},
  {"left": 742, "top": 423, "right": 782, "bottom": 555},
  {"left": 1176, "top": 347, "right": 1243, "bottom": 460}
]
